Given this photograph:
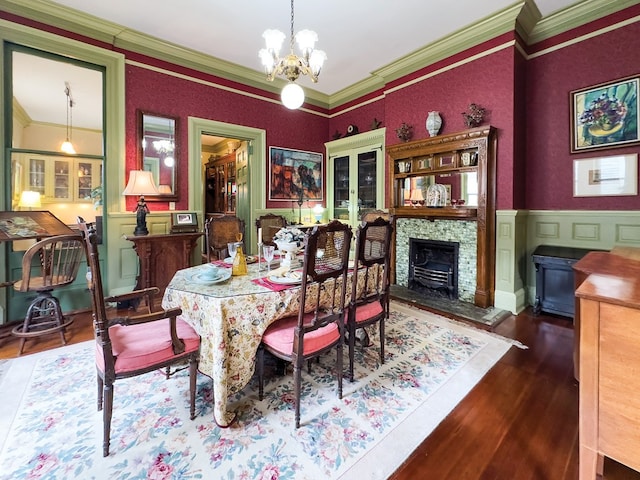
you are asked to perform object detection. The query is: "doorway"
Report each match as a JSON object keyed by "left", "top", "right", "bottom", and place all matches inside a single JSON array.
[{"left": 187, "top": 118, "right": 266, "bottom": 254}]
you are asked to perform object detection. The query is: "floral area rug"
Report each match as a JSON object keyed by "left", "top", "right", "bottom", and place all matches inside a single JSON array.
[{"left": 0, "top": 302, "right": 514, "bottom": 479}]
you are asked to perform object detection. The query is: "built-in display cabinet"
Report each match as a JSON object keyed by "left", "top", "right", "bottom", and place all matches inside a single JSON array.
[
  {"left": 13, "top": 153, "right": 102, "bottom": 204},
  {"left": 387, "top": 126, "right": 496, "bottom": 308}
]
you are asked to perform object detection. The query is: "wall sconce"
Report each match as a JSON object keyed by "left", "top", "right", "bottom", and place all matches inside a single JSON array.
[
  {"left": 313, "top": 204, "right": 324, "bottom": 223},
  {"left": 122, "top": 170, "right": 160, "bottom": 235},
  {"left": 18, "top": 191, "right": 42, "bottom": 210}
]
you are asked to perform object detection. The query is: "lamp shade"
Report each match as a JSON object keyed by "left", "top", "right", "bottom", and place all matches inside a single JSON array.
[
  {"left": 281, "top": 82, "right": 305, "bottom": 110},
  {"left": 409, "top": 189, "right": 424, "bottom": 202},
  {"left": 18, "top": 190, "right": 42, "bottom": 208},
  {"left": 122, "top": 170, "right": 160, "bottom": 196},
  {"left": 157, "top": 184, "right": 172, "bottom": 194}
]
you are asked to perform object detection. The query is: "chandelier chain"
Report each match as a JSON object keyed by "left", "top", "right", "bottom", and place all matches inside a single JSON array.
[{"left": 289, "top": 0, "right": 295, "bottom": 52}]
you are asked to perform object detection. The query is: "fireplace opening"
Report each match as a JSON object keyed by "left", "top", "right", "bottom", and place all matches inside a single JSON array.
[{"left": 408, "top": 238, "right": 459, "bottom": 299}]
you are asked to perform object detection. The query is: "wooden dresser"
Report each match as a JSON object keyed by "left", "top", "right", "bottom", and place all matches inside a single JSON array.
[
  {"left": 125, "top": 232, "right": 203, "bottom": 298},
  {"left": 575, "top": 251, "right": 640, "bottom": 479}
]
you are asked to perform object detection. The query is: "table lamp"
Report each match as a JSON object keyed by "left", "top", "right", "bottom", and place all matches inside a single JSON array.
[
  {"left": 410, "top": 189, "right": 424, "bottom": 207},
  {"left": 313, "top": 204, "right": 324, "bottom": 223},
  {"left": 123, "top": 170, "right": 160, "bottom": 235},
  {"left": 18, "top": 191, "right": 42, "bottom": 210}
]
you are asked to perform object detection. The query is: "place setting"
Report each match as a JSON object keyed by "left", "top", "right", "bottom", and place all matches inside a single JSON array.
[{"left": 187, "top": 263, "right": 232, "bottom": 285}]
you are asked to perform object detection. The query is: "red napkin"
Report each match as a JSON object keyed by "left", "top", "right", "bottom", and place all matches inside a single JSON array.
[
  {"left": 251, "top": 277, "right": 292, "bottom": 292},
  {"left": 210, "top": 260, "right": 231, "bottom": 268}
]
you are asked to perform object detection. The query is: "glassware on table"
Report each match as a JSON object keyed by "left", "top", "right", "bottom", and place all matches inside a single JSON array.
[
  {"left": 227, "top": 242, "right": 237, "bottom": 260},
  {"left": 263, "top": 245, "right": 275, "bottom": 275}
]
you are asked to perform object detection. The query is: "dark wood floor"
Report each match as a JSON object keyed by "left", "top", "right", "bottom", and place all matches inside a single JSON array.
[{"left": 1, "top": 306, "right": 638, "bottom": 479}]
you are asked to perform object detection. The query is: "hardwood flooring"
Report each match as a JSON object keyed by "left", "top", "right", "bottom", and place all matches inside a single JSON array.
[{"left": 1, "top": 306, "right": 639, "bottom": 479}]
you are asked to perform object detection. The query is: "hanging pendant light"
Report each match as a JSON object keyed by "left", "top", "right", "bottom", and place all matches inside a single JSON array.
[
  {"left": 258, "top": 0, "right": 326, "bottom": 110},
  {"left": 60, "top": 82, "right": 76, "bottom": 154}
]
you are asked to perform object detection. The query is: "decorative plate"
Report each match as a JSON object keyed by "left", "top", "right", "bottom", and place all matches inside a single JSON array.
[
  {"left": 189, "top": 268, "right": 232, "bottom": 285},
  {"left": 267, "top": 270, "right": 304, "bottom": 285}
]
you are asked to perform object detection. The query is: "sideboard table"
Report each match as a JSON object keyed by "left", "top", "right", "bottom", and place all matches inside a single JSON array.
[
  {"left": 125, "top": 232, "right": 203, "bottom": 298},
  {"left": 575, "top": 251, "right": 640, "bottom": 479}
]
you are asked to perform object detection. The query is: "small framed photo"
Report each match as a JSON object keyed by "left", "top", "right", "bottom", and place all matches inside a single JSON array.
[
  {"left": 570, "top": 76, "right": 640, "bottom": 152},
  {"left": 170, "top": 212, "right": 198, "bottom": 233},
  {"left": 573, "top": 154, "right": 638, "bottom": 197}
]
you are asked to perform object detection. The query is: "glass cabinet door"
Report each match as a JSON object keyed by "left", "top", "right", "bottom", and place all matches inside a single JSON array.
[
  {"left": 76, "top": 161, "right": 94, "bottom": 200},
  {"left": 28, "top": 158, "right": 45, "bottom": 195},
  {"left": 333, "top": 155, "right": 350, "bottom": 221},
  {"left": 357, "top": 151, "right": 378, "bottom": 220},
  {"left": 54, "top": 160, "right": 70, "bottom": 199}
]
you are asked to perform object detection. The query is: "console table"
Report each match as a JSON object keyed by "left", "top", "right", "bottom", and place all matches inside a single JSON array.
[
  {"left": 125, "top": 232, "right": 203, "bottom": 298},
  {"left": 575, "top": 251, "right": 640, "bottom": 479}
]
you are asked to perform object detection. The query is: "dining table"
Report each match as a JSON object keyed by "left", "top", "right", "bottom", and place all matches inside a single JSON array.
[{"left": 162, "top": 255, "right": 377, "bottom": 427}]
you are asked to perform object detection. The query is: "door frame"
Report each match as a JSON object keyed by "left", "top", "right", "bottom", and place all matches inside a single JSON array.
[{"left": 188, "top": 118, "right": 266, "bottom": 251}]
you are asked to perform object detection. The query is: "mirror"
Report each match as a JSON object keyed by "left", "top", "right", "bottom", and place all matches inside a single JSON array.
[
  {"left": 138, "top": 111, "right": 178, "bottom": 201},
  {"left": 406, "top": 171, "right": 478, "bottom": 207}
]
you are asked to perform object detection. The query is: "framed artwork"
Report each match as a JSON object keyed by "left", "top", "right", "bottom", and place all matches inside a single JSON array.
[
  {"left": 573, "top": 153, "right": 637, "bottom": 197},
  {"left": 269, "top": 146, "right": 323, "bottom": 201},
  {"left": 571, "top": 76, "right": 640, "bottom": 152}
]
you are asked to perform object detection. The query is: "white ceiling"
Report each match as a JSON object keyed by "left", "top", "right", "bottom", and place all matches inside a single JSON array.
[{"left": 12, "top": 0, "right": 584, "bottom": 131}]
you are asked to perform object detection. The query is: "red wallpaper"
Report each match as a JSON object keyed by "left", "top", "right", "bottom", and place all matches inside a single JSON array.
[
  {"left": 125, "top": 65, "right": 330, "bottom": 211},
  {"left": 7, "top": 4, "right": 640, "bottom": 213},
  {"left": 525, "top": 15, "right": 640, "bottom": 210}
]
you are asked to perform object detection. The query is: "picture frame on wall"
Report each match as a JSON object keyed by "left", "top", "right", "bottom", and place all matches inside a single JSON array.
[
  {"left": 570, "top": 76, "right": 640, "bottom": 152},
  {"left": 268, "top": 146, "right": 323, "bottom": 201},
  {"left": 573, "top": 153, "right": 638, "bottom": 197}
]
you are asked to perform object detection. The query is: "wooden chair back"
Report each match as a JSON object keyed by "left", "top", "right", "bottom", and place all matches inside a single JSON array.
[
  {"left": 15, "top": 234, "right": 84, "bottom": 293},
  {"left": 255, "top": 213, "right": 288, "bottom": 246},
  {"left": 204, "top": 215, "right": 245, "bottom": 261}
]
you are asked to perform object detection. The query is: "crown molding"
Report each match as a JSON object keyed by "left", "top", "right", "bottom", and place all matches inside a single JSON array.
[{"left": 527, "top": 0, "right": 640, "bottom": 44}]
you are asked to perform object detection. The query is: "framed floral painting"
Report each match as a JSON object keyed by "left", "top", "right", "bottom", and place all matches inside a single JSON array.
[{"left": 571, "top": 76, "right": 640, "bottom": 152}]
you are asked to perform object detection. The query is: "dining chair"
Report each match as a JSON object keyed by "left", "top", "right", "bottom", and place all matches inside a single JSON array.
[
  {"left": 11, "top": 233, "right": 85, "bottom": 355},
  {"left": 360, "top": 209, "right": 390, "bottom": 223},
  {"left": 77, "top": 217, "right": 200, "bottom": 457},
  {"left": 346, "top": 216, "right": 393, "bottom": 382},
  {"left": 204, "top": 215, "right": 245, "bottom": 261},
  {"left": 255, "top": 213, "right": 288, "bottom": 246},
  {"left": 256, "top": 219, "right": 352, "bottom": 428}
]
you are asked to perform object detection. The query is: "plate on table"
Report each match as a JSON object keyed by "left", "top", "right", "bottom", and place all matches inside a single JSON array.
[
  {"left": 267, "top": 270, "right": 304, "bottom": 285},
  {"left": 223, "top": 255, "right": 258, "bottom": 265},
  {"left": 189, "top": 268, "right": 232, "bottom": 285}
]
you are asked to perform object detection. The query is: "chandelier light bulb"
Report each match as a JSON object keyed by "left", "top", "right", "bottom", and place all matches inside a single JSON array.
[{"left": 281, "top": 82, "right": 305, "bottom": 110}]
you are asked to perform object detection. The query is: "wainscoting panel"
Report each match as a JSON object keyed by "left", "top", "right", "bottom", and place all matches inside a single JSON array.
[{"left": 494, "top": 210, "right": 640, "bottom": 314}]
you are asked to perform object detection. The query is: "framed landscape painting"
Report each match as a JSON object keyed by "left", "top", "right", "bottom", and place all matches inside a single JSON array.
[
  {"left": 571, "top": 76, "right": 640, "bottom": 152},
  {"left": 269, "top": 147, "right": 323, "bottom": 201}
]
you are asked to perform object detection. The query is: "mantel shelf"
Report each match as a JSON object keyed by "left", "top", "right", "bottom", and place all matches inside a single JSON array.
[{"left": 390, "top": 206, "right": 477, "bottom": 220}]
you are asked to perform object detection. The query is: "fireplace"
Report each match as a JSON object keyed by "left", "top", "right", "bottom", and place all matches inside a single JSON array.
[{"left": 408, "top": 238, "right": 459, "bottom": 299}]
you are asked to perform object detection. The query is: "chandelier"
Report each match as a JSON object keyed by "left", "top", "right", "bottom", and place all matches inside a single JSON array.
[
  {"left": 60, "top": 82, "right": 76, "bottom": 154},
  {"left": 258, "top": 0, "right": 326, "bottom": 110}
]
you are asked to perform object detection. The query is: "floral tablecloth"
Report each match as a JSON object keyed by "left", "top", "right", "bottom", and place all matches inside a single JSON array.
[{"left": 162, "top": 262, "right": 377, "bottom": 426}]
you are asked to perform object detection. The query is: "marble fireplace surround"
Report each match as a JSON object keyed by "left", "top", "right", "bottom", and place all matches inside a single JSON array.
[{"left": 395, "top": 218, "right": 478, "bottom": 304}]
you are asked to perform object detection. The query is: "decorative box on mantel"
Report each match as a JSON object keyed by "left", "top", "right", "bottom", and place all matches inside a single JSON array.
[{"left": 387, "top": 126, "right": 497, "bottom": 308}]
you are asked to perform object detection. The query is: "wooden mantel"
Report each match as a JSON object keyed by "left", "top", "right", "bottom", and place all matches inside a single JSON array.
[{"left": 387, "top": 126, "right": 497, "bottom": 308}]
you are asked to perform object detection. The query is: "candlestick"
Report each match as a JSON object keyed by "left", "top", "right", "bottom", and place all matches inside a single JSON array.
[{"left": 257, "top": 241, "right": 264, "bottom": 271}]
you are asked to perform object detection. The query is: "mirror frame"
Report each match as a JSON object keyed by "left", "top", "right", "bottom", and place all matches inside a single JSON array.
[{"left": 137, "top": 110, "right": 179, "bottom": 201}]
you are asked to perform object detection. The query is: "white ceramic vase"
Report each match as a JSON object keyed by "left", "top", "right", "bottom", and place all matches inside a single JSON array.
[{"left": 426, "top": 111, "right": 442, "bottom": 137}]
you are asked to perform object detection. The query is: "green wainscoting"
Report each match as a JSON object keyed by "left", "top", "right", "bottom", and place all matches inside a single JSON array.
[{"left": 494, "top": 210, "right": 640, "bottom": 314}]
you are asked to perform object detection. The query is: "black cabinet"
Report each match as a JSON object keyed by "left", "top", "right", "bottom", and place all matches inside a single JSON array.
[{"left": 532, "top": 245, "right": 594, "bottom": 318}]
